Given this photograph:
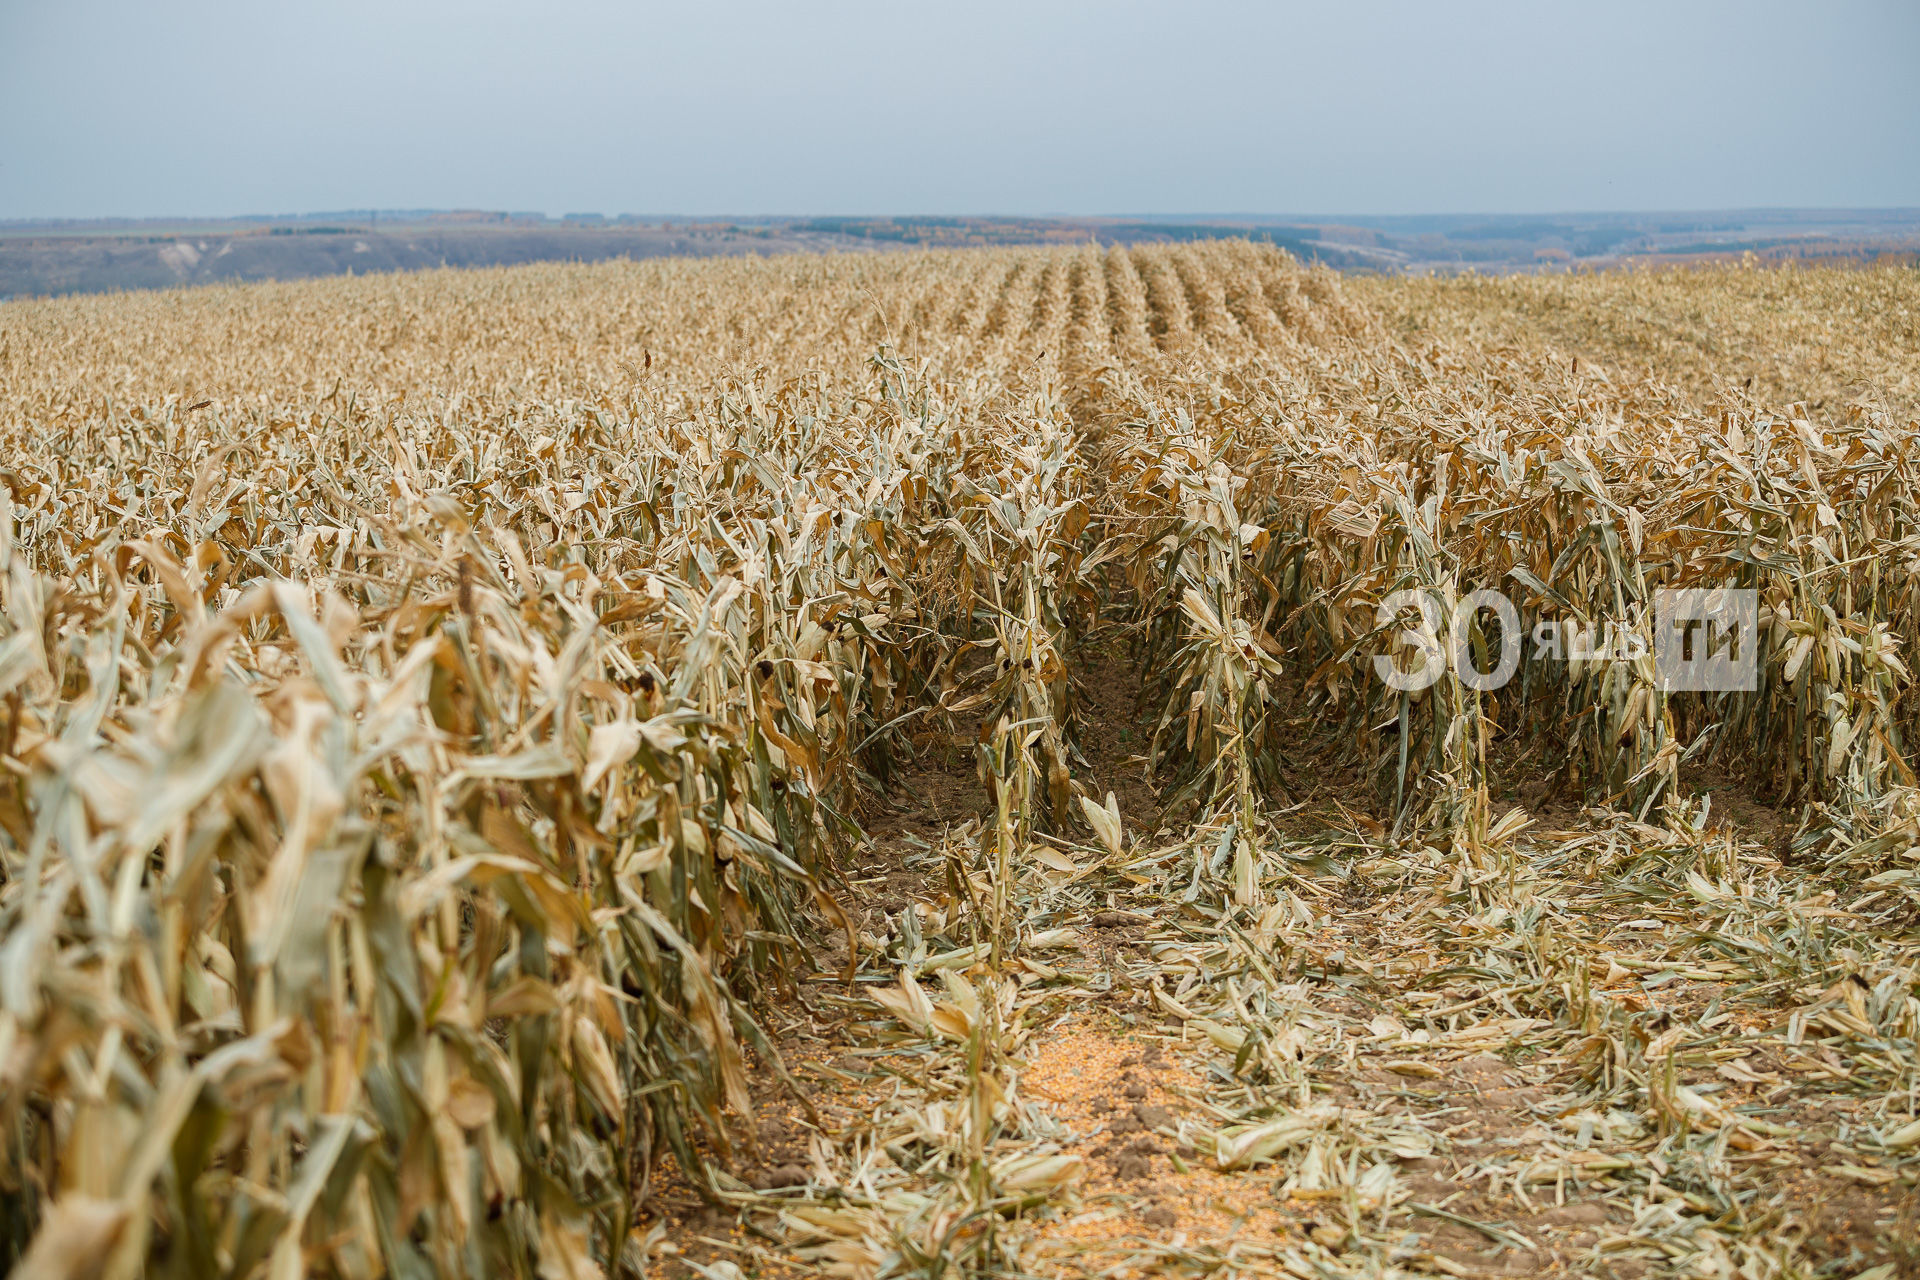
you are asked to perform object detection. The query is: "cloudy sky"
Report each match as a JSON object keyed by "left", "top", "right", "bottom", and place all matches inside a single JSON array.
[{"left": 3, "top": 0, "right": 1916, "bottom": 219}]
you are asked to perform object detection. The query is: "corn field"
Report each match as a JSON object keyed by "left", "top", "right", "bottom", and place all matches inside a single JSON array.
[{"left": 1, "top": 248, "right": 1917, "bottom": 1280}]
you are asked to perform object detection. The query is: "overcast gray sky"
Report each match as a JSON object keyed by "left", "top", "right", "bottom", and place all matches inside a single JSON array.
[{"left": 3, "top": 0, "right": 1916, "bottom": 220}]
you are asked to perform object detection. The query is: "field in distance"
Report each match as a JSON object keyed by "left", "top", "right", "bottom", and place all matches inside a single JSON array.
[
  {"left": 1, "top": 246, "right": 1917, "bottom": 1279},
  {"left": 6, "top": 207, "right": 1919, "bottom": 298}
]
